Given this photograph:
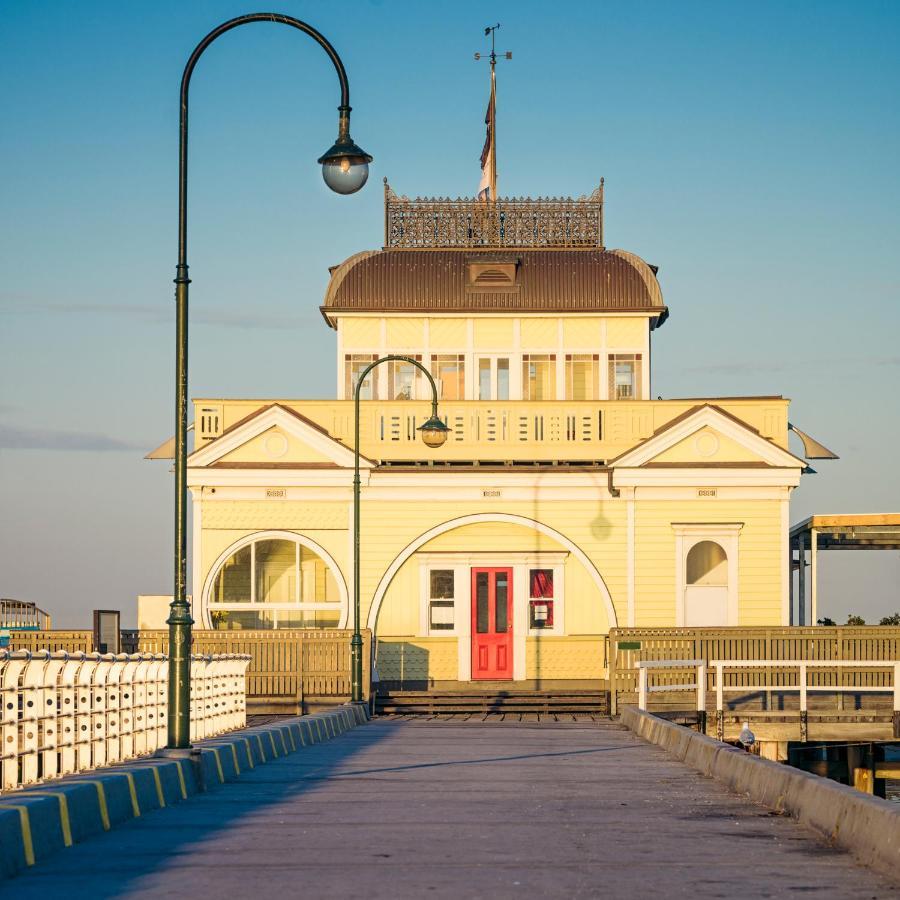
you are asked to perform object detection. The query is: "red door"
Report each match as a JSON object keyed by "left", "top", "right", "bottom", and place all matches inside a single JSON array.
[{"left": 471, "top": 568, "right": 513, "bottom": 680}]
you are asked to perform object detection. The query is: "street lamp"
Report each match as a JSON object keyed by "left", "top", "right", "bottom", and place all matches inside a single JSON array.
[
  {"left": 168, "top": 13, "right": 372, "bottom": 750},
  {"left": 351, "top": 356, "right": 449, "bottom": 703}
]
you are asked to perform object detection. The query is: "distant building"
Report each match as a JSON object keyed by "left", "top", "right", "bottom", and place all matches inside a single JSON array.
[
  {"left": 1, "top": 599, "right": 52, "bottom": 631},
  {"left": 171, "top": 182, "right": 825, "bottom": 689}
]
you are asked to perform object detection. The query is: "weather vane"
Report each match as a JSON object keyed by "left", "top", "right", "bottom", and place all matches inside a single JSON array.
[{"left": 474, "top": 23, "right": 512, "bottom": 66}]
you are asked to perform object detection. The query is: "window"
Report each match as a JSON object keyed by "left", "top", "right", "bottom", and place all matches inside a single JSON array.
[
  {"left": 428, "top": 569, "right": 455, "bottom": 632},
  {"left": 345, "top": 354, "right": 378, "bottom": 400},
  {"left": 522, "top": 354, "right": 556, "bottom": 400},
  {"left": 528, "top": 568, "right": 555, "bottom": 629},
  {"left": 388, "top": 355, "right": 422, "bottom": 400},
  {"left": 209, "top": 536, "right": 342, "bottom": 630},
  {"left": 430, "top": 354, "right": 465, "bottom": 400},
  {"left": 686, "top": 541, "right": 728, "bottom": 586},
  {"left": 608, "top": 353, "right": 642, "bottom": 400},
  {"left": 477, "top": 356, "right": 510, "bottom": 400},
  {"left": 565, "top": 354, "right": 600, "bottom": 400}
]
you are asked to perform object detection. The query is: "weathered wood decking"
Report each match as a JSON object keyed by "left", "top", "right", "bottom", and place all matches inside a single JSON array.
[{"left": 11, "top": 719, "right": 899, "bottom": 897}]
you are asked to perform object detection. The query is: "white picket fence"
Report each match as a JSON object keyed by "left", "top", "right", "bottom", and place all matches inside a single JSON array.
[{"left": 1, "top": 650, "right": 251, "bottom": 791}]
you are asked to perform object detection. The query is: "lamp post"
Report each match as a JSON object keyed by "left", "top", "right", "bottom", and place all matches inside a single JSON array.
[
  {"left": 351, "top": 356, "right": 449, "bottom": 703},
  {"left": 168, "top": 14, "right": 372, "bottom": 750}
]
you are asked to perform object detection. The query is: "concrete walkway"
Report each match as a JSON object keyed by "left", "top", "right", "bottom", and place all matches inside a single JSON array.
[{"left": 12, "top": 720, "right": 900, "bottom": 898}]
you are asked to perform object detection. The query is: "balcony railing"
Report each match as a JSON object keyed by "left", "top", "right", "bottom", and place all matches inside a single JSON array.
[{"left": 192, "top": 398, "right": 789, "bottom": 464}]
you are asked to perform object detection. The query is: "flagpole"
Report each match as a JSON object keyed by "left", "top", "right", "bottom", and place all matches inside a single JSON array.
[{"left": 490, "top": 58, "right": 497, "bottom": 202}]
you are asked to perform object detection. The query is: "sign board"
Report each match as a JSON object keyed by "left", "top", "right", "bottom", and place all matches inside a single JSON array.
[
  {"left": 697, "top": 489, "right": 718, "bottom": 498},
  {"left": 0, "top": 629, "right": 9, "bottom": 649}
]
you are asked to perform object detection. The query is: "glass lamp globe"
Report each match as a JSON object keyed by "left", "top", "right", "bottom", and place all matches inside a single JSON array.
[
  {"left": 418, "top": 415, "right": 450, "bottom": 449},
  {"left": 318, "top": 138, "right": 373, "bottom": 195}
]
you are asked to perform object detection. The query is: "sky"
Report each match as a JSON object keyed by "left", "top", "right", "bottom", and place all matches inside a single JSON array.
[{"left": 1, "top": 0, "right": 898, "bottom": 628}]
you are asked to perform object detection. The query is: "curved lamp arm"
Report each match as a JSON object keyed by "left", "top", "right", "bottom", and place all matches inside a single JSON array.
[
  {"left": 354, "top": 354, "right": 442, "bottom": 419},
  {"left": 177, "top": 13, "right": 352, "bottom": 271}
]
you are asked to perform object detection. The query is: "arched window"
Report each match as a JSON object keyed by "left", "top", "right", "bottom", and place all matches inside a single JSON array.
[
  {"left": 206, "top": 535, "right": 344, "bottom": 630},
  {"left": 686, "top": 540, "right": 728, "bottom": 586}
]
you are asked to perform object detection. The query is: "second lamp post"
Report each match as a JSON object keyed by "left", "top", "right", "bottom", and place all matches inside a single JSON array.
[{"left": 351, "top": 356, "right": 450, "bottom": 702}]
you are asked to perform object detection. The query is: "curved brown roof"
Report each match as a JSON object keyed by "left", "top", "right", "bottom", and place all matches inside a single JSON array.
[{"left": 322, "top": 248, "right": 666, "bottom": 323}]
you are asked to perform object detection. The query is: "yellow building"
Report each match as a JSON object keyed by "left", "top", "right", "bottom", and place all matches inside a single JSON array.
[{"left": 183, "top": 183, "right": 814, "bottom": 690}]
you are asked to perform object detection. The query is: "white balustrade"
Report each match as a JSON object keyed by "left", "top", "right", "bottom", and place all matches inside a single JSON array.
[
  {"left": 0, "top": 650, "right": 251, "bottom": 792},
  {"left": 635, "top": 658, "right": 900, "bottom": 718}
]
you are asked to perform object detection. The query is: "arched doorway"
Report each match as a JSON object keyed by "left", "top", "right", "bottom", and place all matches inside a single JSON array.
[{"left": 367, "top": 514, "right": 617, "bottom": 686}]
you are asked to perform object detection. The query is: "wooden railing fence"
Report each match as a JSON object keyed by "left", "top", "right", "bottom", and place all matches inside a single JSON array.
[
  {"left": 6, "top": 629, "right": 370, "bottom": 710},
  {"left": 608, "top": 627, "right": 900, "bottom": 714}
]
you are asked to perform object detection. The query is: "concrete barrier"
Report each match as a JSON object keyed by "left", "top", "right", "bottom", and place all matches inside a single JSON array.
[
  {"left": 621, "top": 705, "right": 900, "bottom": 879},
  {"left": 0, "top": 703, "right": 369, "bottom": 881}
]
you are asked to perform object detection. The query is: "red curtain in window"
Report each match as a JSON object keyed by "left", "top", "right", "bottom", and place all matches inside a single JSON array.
[{"left": 530, "top": 569, "right": 553, "bottom": 598}]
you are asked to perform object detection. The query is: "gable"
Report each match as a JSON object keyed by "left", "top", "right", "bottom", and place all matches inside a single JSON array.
[
  {"left": 650, "top": 426, "right": 766, "bottom": 465},
  {"left": 188, "top": 404, "right": 372, "bottom": 470},
  {"left": 609, "top": 405, "right": 805, "bottom": 470},
  {"left": 216, "top": 426, "right": 338, "bottom": 467}
]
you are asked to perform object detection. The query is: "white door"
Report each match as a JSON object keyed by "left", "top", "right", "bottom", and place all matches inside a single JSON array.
[{"left": 684, "top": 586, "right": 729, "bottom": 626}]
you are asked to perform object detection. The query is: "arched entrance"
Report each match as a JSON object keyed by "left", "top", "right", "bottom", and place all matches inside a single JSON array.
[{"left": 367, "top": 514, "right": 617, "bottom": 686}]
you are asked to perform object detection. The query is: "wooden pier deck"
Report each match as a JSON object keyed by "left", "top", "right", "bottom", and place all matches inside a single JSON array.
[{"left": 10, "top": 719, "right": 899, "bottom": 898}]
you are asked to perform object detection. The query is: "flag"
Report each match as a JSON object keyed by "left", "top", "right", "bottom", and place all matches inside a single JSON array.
[{"left": 478, "top": 66, "right": 496, "bottom": 201}]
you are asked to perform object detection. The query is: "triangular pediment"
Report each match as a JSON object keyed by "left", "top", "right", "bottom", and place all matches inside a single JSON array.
[
  {"left": 609, "top": 405, "right": 806, "bottom": 469},
  {"left": 188, "top": 404, "right": 372, "bottom": 469}
]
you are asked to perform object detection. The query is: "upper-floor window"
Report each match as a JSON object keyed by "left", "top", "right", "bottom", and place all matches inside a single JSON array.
[
  {"left": 609, "top": 353, "right": 642, "bottom": 400},
  {"left": 565, "top": 354, "right": 600, "bottom": 401},
  {"left": 388, "top": 355, "right": 422, "bottom": 400},
  {"left": 477, "top": 356, "right": 510, "bottom": 400},
  {"left": 431, "top": 354, "right": 465, "bottom": 400},
  {"left": 345, "top": 354, "right": 379, "bottom": 400},
  {"left": 522, "top": 354, "right": 556, "bottom": 400}
]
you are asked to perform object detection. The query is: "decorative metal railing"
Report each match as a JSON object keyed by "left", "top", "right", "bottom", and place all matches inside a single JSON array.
[
  {"left": 383, "top": 180, "right": 604, "bottom": 249},
  {"left": 0, "top": 650, "right": 250, "bottom": 792}
]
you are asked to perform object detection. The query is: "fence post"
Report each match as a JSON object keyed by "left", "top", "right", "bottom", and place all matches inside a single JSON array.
[
  {"left": 800, "top": 662, "right": 808, "bottom": 742},
  {"left": 608, "top": 632, "right": 618, "bottom": 717},
  {"left": 894, "top": 662, "right": 900, "bottom": 739},
  {"left": 715, "top": 662, "right": 724, "bottom": 740},
  {"left": 638, "top": 665, "right": 648, "bottom": 710},
  {"left": 696, "top": 662, "right": 707, "bottom": 734}
]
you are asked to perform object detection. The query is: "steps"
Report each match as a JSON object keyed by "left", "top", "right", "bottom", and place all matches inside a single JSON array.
[{"left": 376, "top": 688, "right": 610, "bottom": 716}]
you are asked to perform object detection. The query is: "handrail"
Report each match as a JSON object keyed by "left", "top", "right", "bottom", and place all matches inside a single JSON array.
[
  {"left": 636, "top": 659, "right": 706, "bottom": 712},
  {"left": 635, "top": 658, "right": 900, "bottom": 725},
  {"left": 709, "top": 659, "right": 900, "bottom": 715}
]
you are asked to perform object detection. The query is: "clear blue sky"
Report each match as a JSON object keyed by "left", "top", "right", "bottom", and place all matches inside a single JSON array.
[{"left": 1, "top": 1, "right": 898, "bottom": 627}]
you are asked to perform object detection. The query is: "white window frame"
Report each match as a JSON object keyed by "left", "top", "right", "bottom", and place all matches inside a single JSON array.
[
  {"left": 474, "top": 354, "right": 512, "bottom": 400},
  {"left": 672, "top": 523, "right": 742, "bottom": 627},
  {"left": 344, "top": 353, "right": 379, "bottom": 401},
  {"left": 420, "top": 565, "right": 461, "bottom": 635},
  {"left": 202, "top": 530, "right": 349, "bottom": 629}
]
